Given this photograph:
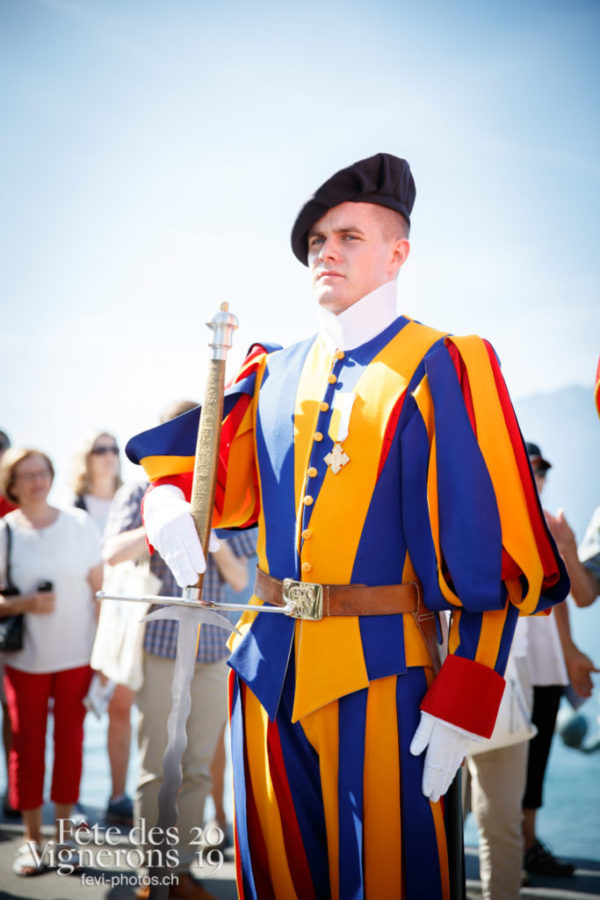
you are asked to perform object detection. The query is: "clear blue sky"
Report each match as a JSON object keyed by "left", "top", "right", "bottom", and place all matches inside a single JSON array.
[{"left": 1, "top": 0, "right": 599, "bottom": 499}]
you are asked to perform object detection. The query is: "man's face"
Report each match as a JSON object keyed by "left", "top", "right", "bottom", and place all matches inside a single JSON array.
[
  {"left": 533, "top": 468, "right": 547, "bottom": 497},
  {"left": 307, "top": 201, "right": 410, "bottom": 314}
]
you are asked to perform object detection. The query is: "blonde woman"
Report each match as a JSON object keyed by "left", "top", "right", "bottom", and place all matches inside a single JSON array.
[
  {"left": 71, "top": 431, "right": 136, "bottom": 825},
  {"left": 0, "top": 448, "right": 102, "bottom": 875},
  {"left": 71, "top": 430, "right": 122, "bottom": 535}
]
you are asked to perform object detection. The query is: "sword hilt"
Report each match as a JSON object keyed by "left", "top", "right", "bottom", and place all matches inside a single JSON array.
[{"left": 189, "top": 302, "right": 238, "bottom": 588}]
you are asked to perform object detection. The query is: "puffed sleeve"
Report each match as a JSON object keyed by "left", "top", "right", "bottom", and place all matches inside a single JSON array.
[
  {"left": 125, "top": 343, "right": 274, "bottom": 531},
  {"left": 401, "top": 335, "right": 569, "bottom": 736}
]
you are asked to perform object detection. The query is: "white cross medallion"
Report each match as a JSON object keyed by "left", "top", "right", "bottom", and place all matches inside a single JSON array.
[{"left": 324, "top": 442, "right": 350, "bottom": 474}]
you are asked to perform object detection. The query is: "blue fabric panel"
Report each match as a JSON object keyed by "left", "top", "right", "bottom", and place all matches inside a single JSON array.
[
  {"left": 277, "top": 660, "right": 331, "bottom": 899},
  {"left": 352, "top": 427, "right": 406, "bottom": 585},
  {"left": 255, "top": 339, "right": 313, "bottom": 579},
  {"left": 228, "top": 613, "right": 295, "bottom": 721},
  {"left": 401, "top": 403, "right": 450, "bottom": 611},
  {"left": 359, "top": 615, "right": 407, "bottom": 681},
  {"left": 425, "top": 344, "right": 503, "bottom": 612},
  {"left": 454, "top": 609, "right": 484, "bottom": 661},
  {"left": 495, "top": 600, "right": 520, "bottom": 675},
  {"left": 354, "top": 427, "right": 409, "bottom": 679},
  {"left": 397, "top": 669, "right": 446, "bottom": 900},
  {"left": 230, "top": 676, "right": 258, "bottom": 900},
  {"left": 338, "top": 688, "right": 368, "bottom": 900}
]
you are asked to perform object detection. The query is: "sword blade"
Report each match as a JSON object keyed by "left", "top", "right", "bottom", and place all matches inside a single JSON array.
[{"left": 97, "top": 590, "right": 292, "bottom": 615}]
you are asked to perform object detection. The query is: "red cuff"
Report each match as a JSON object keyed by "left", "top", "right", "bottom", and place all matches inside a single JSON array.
[
  {"left": 420, "top": 654, "right": 505, "bottom": 738},
  {"left": 153, "top": 472, "right": 193, "bottom": 500}
]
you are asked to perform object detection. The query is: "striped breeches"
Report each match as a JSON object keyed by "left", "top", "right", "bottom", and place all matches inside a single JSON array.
[{"left": 229, "top": 661, "right": 452, "bottom": 900}]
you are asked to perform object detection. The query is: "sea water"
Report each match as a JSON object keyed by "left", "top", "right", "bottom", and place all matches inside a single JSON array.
[{"left": 463, "top": 694, "right": 600, "bottom": 862}]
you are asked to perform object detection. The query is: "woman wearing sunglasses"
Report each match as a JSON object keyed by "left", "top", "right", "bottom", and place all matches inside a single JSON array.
[
  {"left": 71, "top": 432, "right": 136, "bottom": 827},
  {"left": 71, "top": 431, "right": 123, "bottom": 536}
]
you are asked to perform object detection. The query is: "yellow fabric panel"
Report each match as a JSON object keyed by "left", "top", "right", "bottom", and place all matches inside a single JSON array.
[
  {"left": 142, "top": 454, "right": 195, "bottom": 482},
  {"left": 412, "top": 377, "right": 462, "bottom": 609},
  {"left": 294, "top": 339, "right": 335, "bottom": 556},
  {"left": 363, "top": 676, "right": 403, "bottom": 899},
  {"left": 404, "top": 614, "right": 438, "bottom": 668},
  {"left": 450, "top": 336, "right": 543, "bottom": 613},
  {"left": 428, "top": 435, "right": 463, "bottom": 608},
  {"left": 243, "top": 685, "right": 297, "bottom": 899},
  {"left": 300, "top": 701, "right": 340, "bottom": 900},
  {"left": 293, "top": 322, "right": 445, "bottom": 722},
  {"left": 411, "top": 377, "right": 435, "bottom": 442},
  {"left": 215, "top": 401, "right": 259, "bottom": 531},
  {"left": 430, "top": 794, "right": 450, "bottom": 899},
  {"left": 420, "top": 667, "right": 450, "bottom": 899},
  {"left": 473, "top": 603, "right": 511, "bottom": 667},
  {"left": 448, "top": 612, "right": 461, "bottom": 655},
  {"left": 401, "top": 556, "right": 439, "bottom": 666}
]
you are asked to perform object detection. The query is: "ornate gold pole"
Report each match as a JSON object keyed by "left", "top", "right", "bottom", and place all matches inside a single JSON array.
[
  {"left": 149, "top": 303, "right": 237, "bottom": 900},
  {"left": 189, "top": 302, "right": 238, "bottom": 589}
]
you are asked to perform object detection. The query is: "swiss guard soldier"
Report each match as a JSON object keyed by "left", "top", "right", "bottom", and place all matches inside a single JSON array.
[{"left": 128, "top": 153, "right": 569, "bottom": 899}]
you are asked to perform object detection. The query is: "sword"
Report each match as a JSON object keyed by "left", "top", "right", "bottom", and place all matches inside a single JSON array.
[{"left": 98, "top": 303, "right": 240, "bottom": 900}]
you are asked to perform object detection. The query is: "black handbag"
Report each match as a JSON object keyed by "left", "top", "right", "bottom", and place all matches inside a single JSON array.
[{"left": 0, "top": 522, "right": 24, "bottom": 652}]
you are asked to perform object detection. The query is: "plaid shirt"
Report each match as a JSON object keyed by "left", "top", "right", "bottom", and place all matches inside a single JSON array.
[{"left": 104, "top": 482, "right": 257, "bottom": 663}]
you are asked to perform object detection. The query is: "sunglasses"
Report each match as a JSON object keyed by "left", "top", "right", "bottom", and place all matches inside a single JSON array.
[{"left": 91, "top": 446, "right": 120, "bottom": 456}]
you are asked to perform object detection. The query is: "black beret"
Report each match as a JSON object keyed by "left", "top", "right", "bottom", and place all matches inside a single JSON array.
[{"left": 291, "top": 152, "right": 416, "bottom": 265}]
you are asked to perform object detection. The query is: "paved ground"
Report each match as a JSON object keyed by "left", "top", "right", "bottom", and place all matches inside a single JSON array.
[
  {"left": 0, "top": 804, "right": 598, "bottom": 899},
  {"left": 0, "top": 803, "right": 237, "bottom": 900}
]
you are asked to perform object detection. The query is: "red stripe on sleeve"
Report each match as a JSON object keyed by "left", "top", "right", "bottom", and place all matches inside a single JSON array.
[
  {"left": 483, "top": 341, "right": 560, "bottom": 587},
  {"left": 446, "top": 339, "right": 477, "bottom": 434},
  {"left": 377, "top": 393, "right": 406, "bottom": 479}
]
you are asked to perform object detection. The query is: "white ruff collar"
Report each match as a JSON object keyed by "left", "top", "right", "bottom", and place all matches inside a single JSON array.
[{"left": 317, "top": 280, "right": 399, "bottom": 352}]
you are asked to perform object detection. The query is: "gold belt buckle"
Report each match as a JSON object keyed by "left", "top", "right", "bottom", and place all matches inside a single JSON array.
[{"left": 282, "top": 579, "right": 323, "bottom": 620}]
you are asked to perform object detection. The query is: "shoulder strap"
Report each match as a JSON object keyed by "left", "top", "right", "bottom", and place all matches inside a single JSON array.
[{"left": 3, "top": 521, "right": 16, "bottom": 591}]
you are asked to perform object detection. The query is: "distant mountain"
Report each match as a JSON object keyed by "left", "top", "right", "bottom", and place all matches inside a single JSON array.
[
  {"left": 514, "top": 385, "right": 600, "bottom": 661},
  {"left": 514, "top": 385, "right": 599, "bottom": 540}
]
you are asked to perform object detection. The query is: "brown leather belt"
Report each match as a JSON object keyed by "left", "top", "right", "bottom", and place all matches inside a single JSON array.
[
  {"left": 254, "top": 568, "right": 418, "bottom": 616},
  {"left": 253, "top": 568, "right": 442, "bottom": 672}
]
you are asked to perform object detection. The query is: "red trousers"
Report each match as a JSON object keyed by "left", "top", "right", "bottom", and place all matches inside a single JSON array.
[{"left": 3, "top": 664, "right": 93, "bottom": 810}]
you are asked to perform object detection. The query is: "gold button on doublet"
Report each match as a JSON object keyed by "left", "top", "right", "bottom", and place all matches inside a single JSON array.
[
  {"left": 319, "top": 401, "right": 329, "bottom": 412},
  {"left": 301, "top": 562, "right": 312, "bottom": 574},
  {"left": 307, "top": 467, "right": 317, "bottom": 478},
  {"left": 303, "top": 496, "right": 314, "bottom": 506},
  {"left": 327, "top": 374, "right": 337, "bottom": 384},
  {"left": 335, "top": 350, "right": 345, "bottom": 360},
  {"left": 314, "top": 432, "right": 323, "bottom": 442},
  {"left": 302, "top": 529, "right": 312, "bottom": 539}
]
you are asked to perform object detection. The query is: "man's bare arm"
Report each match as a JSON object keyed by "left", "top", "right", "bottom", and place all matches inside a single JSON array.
[{"left": 546, "top": 509, "right": 599, "bottom": 607}]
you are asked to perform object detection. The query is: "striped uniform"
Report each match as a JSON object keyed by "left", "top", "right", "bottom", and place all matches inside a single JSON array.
[{"left": 127, "top": 316, "right": 568, "bottom": 900}]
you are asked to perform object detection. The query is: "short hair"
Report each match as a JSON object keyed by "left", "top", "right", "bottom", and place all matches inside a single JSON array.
[
  {"left": 160, "top": 400, "right": 199, "bottom": 424},
  {"left": 372, "top": 204, "right": 410, "bottom": 241},
  {"left": 71, "top": 430, "right": 123, "bottom": 499},
  {"left": 0, "top": 448, "right": 55, "bottom": 504}
]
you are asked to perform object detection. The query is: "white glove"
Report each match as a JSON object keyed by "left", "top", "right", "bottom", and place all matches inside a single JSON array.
[
  {"left": 143, "top": 485, "right": 206, "bottom": 588},
  {"left": 409, "top": 711, "right": 478, "bottom": 802}
]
